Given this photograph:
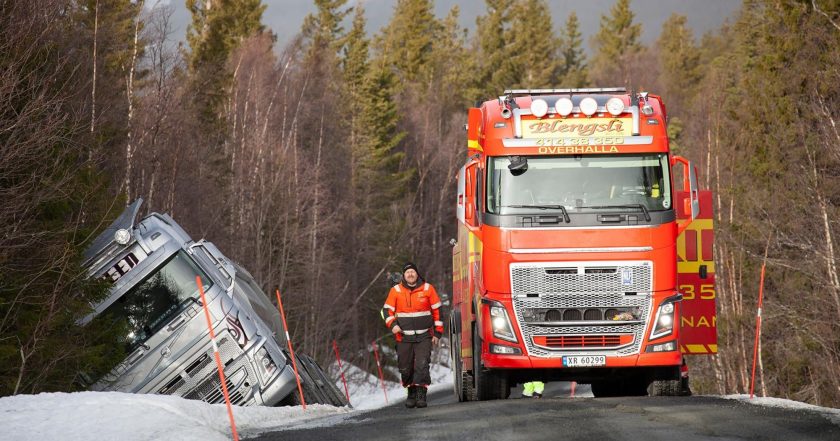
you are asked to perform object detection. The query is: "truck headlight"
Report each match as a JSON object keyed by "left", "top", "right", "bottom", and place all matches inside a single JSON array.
[
  {"left": 650, "top": 300, "right": 677, "bottom": 340},
  {"left": 489, "top": 301, "right": 518, "bottom": 343},
  {"left": 254, "top": 346, "right": 279, "bottom": 386}
]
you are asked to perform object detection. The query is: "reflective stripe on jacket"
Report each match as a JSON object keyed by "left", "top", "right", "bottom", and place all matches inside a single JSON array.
[{"left": 383, "top": 282, "right": 443, "bottom": 341}]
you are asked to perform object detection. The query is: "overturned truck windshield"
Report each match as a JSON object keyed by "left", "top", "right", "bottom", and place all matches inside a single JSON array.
[{"left": 92, "top": 251, "right": 211, "bottom": 353}]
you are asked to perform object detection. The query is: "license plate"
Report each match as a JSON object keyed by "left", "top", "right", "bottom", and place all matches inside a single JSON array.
[{"left": 562, "top": 355, "right": 606, "bottom": 367}]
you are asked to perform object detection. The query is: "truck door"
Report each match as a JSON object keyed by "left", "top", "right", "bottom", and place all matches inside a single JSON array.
[{"left": 676, "top": 190, "right": 717, "bottom": 355}]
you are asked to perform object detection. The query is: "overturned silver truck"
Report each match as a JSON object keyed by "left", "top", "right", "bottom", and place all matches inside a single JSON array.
[{"left": 78, "top": 199, "right": 347, "bottom": 407}]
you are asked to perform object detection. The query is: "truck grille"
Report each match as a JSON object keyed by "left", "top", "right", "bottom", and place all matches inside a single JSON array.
[
  {"left": 511, "top": 261, "right": 652, "bottom": 294},
  {"left": 157, "top": 335, "right": 255, "bottom": 405},
  {"left": 510, "top": 261, "right": 653, "bottom": 358}
]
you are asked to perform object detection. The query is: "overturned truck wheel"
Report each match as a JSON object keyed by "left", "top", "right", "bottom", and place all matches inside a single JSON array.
[{"left": 278, "top": 351, "right": 349, "bottom": 407}]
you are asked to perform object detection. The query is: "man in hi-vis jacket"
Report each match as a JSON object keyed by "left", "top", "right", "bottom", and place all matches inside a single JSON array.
[{"left": 383, "top": 262, "right": 443, "bottom": 408}]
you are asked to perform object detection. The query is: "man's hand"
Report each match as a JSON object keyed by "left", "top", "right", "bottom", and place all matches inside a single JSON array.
[
  {"left": 392, "top": 325, "right": 402, "bottom": 335},
  {"left": 432, "top": 336, "right": 439, "bottom": 346}
]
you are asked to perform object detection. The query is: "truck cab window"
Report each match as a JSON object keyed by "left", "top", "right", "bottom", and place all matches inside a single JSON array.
[{"left": 92, "top": 251, "right": 212, "bottom": 353}]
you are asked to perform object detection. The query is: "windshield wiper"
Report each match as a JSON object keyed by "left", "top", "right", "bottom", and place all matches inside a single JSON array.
[
  {"left": 506, "top": 205, "right": 570, "bottom": 223},
  {"left": 581, "top": 204, "right": 651, "bottom": 222}
]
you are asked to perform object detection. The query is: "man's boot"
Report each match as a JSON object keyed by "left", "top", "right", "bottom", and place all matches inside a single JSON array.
[
  {"left": 415, "top": 386, "right": 428, "bottom": 408},
  {"left": 405, "top": 386, "right": 417, "bottom": 408}
]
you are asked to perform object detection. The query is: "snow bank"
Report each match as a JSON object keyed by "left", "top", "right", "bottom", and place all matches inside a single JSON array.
[
  {"left": 0, "top": 358, "right": 453, "bottom": 441},
  {"left": 722, "top": 394, "right": 840, "bottom": 426}
]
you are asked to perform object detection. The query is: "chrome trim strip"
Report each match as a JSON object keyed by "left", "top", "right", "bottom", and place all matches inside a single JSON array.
[
  {"left": 502, "top": 136, "right": 654, "bottom": 148},
  {"left": 504, "top": 88, "right": 627, "bottom": 95}
]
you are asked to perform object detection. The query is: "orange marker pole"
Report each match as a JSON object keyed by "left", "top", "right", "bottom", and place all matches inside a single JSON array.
[
  {"left": 333, "top": 340, "right": 351, "bottom": 405},
  {"left": 749, "top": 262, "right": 766, "bottom": 399},
  {"left": 570, "top": 381, "right": 576, "bottom": 397},
  {"left": 196, "top": 276, "right": 239, "bottom": 441},
  {"left": 276, "top": 289, "right": 306, "bottom": 409},
  {"left": 372, "top": 341, "right": 389, "bottom": 404}
]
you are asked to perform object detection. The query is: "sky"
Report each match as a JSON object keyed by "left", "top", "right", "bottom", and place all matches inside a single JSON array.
[{"left": 158, "top": 0, "right": 742, "bottom": 54}]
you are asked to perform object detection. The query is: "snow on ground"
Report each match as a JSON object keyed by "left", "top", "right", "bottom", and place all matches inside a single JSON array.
[
  {"left": 0, "top": 358, "right": 452, "bottom": 441},
  {"left": 331, "top": 341, "right": 453, "bottom": 410},
  {"left": 722, "top": 394, "right": 840, "bottom": 426},
  {"left": 13, "top": 348, "right": 840, "bottom": 441}
]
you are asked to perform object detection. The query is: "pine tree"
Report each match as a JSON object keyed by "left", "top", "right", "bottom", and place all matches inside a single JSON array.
[
  {"left": 343, "top": 6, "right": 411, "bottom": 292},
  {"left": 185, "top": 0, "right": 266, "bottom": 128},
  {"left": 475, "top": 0, "right": 514, "bottom": 97},
  {"left": 342, "top": 5, "right": 372, "bottom": 235},
  {"left": 656, "top": 13, "right": 700, "bottom": 112},
  {"left": 506, "top": 0, "right": 561, "bottom": 88},
  {"left": 301, "top": 0, "right": 350, "bottom": 64},
  {"left": 558, "top": 11, "right": 588, "bottom": 87},
  {"left": 431, "top": 6, "right": 478, "bottom": 108},
  {"left": 590, "top": 0, "right": 642, "bottom": 86},
  {"left": 374, "top": 0, "right": 439, "bottom": 85}
]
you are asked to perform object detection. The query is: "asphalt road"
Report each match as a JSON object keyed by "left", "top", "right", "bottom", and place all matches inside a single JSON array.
[{"left": 248, "top": 383, "right": 840, "bottom": 441}]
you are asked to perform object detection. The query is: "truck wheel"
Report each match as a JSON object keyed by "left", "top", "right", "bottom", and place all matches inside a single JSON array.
[
  {"left": 648, "top": 378, "right": 681, "bottom": 396},
  {"left": 450, "top": 328, "right": 469, "bottom": 402},
  {"left": 300, "top": 354, "right": 349, "bottom": 406},
  {"left": 680, "top": 374, "right": 692, "bottom": 396},
  {"left": 471, "top": 324, "right": 509, "bottom": 401}
]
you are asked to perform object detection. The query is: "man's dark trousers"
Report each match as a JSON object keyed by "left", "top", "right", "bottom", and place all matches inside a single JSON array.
[{"left": 397, "top": 337, "right": 432, "bottom": 386}]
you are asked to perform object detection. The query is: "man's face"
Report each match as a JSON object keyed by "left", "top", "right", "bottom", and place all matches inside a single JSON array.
[{"left": 404, "top": 268, "right": 418, "bottom": 285}]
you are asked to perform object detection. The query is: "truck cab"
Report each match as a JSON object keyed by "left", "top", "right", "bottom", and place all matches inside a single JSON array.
[
  {"left": 450, "top": 88, "right": 714, "bottom": 400},
  {"left": 79, "top": 199, "right": 299, "bottom": 406}
]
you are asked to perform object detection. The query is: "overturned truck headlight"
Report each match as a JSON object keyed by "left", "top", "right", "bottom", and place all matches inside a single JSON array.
[
  {"left": 254, "top": 346, "right": 280, "bottom": 386},
  {"left": 488, "top": 301, "right": 518, "bottom": 343}
]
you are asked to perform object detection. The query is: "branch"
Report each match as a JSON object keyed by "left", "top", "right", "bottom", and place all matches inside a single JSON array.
[{"left": 812, "top": 0, "right": 840, "bottom": 32}]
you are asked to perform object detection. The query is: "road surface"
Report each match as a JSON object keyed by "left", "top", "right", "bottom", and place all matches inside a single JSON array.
[{"left": 249, "top": 382, "right": 840, "bottom": 441}]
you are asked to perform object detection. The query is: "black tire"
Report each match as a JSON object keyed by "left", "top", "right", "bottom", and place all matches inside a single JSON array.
[
  {"left": 287, "top": 352, "right": 330, "bottom": 405},
  {"left": 299, "top": 354, "right": 349, "bottom": 406},
  {"left": 450, "top": 327, "right": 467, "bottom": 402},
  {"left": 680, "top": 374, "right": 692, "bottom": 396},
  {"left": 471, "top": 323, "right": 509, "bottom": 401},
  {"left": 647, "top": 366, "right": 682, "bottom": 397},
  {"left": 648, "top": 378, "right": 681, "bottom": 396}
]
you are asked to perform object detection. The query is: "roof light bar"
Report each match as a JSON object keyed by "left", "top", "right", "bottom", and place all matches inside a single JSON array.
[
  {"left": 555, "top": 98, "right": 574, "bottom": 117},
  {"left": 579, "top": 97, "right": 598, "bottom": 116},
  {"left": 530, "top": 99, "right": 549, "bottom": 118},
  {"left": 606, "top": 97, "right": 625, "bottom": 116}
]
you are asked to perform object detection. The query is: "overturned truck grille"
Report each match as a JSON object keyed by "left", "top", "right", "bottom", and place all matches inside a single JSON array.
[
  {"left": 157, "top": 335, "right": 256, "bottom": 405},
  {"left": 510, "top": 261, "right": 653, "bottom": 358}
]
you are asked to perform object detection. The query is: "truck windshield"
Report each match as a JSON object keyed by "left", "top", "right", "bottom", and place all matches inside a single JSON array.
[
  {"left": 93, "top": 251, "right": 213, "bottom": 352},
  {"left": 486, "top": 154, "right": 672, "bottom": 215}
]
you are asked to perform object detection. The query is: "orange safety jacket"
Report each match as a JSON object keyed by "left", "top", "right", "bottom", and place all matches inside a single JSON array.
[{"left": 383, "top": 281, "right": 443, "bottom": 342}]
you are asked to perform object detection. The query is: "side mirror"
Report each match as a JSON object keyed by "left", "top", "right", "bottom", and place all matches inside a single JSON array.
[{"left": 672, "top": 155, "right": 699, "bottom": 220}]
